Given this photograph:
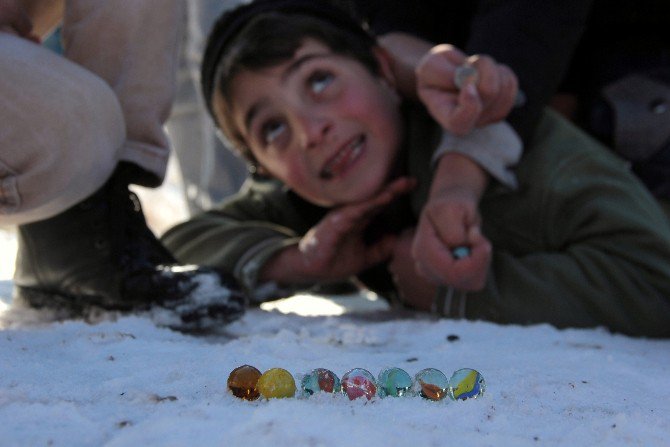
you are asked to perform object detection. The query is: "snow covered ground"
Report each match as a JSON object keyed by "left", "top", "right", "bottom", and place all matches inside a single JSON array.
[{"left": 1, "top": 164, "right": 669, "bottom": 446}]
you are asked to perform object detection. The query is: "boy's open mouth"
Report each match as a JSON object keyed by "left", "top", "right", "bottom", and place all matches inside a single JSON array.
[{"left": 319, "top": 135, "right": 365, "bottom": 180}]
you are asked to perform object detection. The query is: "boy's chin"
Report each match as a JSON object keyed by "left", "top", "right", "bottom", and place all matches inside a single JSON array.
[
  {"left": 301, "top": 191, "right": 372, "bottom": 208},
  {"left": 296, "top": 175, "right": 389, "bottom": 208}
]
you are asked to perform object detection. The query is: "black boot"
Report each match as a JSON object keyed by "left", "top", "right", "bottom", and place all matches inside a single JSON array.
[{"left": 12, "top": 163, "right": 247, "bottom": 331}]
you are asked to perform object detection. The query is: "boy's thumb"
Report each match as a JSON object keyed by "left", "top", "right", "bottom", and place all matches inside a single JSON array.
[{"left": 366, "top": 234, "right": 398, "bottom": 267}]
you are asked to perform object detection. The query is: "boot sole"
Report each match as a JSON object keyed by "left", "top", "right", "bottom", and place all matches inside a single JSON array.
[
  {"left": 12, "top": 285, "right": 114, "bottom": 317},
  {"left": 13, "top": 285, "right": 245, "bottom": 332}
]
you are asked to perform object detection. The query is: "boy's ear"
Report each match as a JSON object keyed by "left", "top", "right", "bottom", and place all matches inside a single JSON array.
[{"left": 372, "top": 45, "right": 398, "bottom": 89}]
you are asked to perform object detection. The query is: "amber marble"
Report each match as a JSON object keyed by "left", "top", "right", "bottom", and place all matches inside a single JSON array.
[{"left": 227, "top": 365, "right": 262, "bottom": 401}]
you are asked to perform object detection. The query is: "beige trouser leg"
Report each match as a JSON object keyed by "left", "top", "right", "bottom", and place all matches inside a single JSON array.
[
  {"left": 0, "top": 32, "right": 124, "bottom": 225},
  {"left": 0, "top": 0, "right": 183, "bottom": 225},
  {"left": 62, "top": 0, "right": 183, "bottom": 187}
]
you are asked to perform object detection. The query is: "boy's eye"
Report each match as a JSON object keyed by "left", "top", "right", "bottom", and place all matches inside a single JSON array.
[
  {"left": 261, "top": 120, "right": 286, "bottom": 145},
  {"left": 308, "top": 70, "right": 334, "bottom": 94}
]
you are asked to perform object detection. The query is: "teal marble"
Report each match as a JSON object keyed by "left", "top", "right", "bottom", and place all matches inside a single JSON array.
[
  {"left": 377, "top": 367, "right": 413, "bottom": 398},
  {"left": 451, "top": 246, "right": 471, "bottom": 260}
]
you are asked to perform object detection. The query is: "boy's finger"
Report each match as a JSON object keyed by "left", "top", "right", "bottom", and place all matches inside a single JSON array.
[
  {"left": 434, "top": 44, "right": 467, "bottom": 66},
  {"left": 426, "top": 245, "right": 488, "bottom": 289},
  {"left": 418, "top": 88, "right": 459, "bottom": 127},
  {"left": 477, "top": 64, "right": 519, "bottom": 126},
  {"left": 422, "top": 84, "right": 481, "bottom": 136},
  {"left": 416, "top": 44, "right": 466, "bottom": 91},
  {"left": 427, "top": 209, "right": 470, "bottom": 247},
  {"left": 417, "top": 60, "right": 457, "bottom": 91},
  {"left": 450, "top": 227, "right": 491, "bottom": 289},
  {"left": 413, "top": 227, "right": 456, "bottom": 283},
  {"left": 383, "top": 176, "right": 417, "bottom": 198},
  {"left": 323, "top": 207, "right": 371, "bottom": 236},
  {"left": 326, "top": 194, "right": 390, "bottom": 233},
  {"left": 455, "top": 249, "right": 491, "bottom": 290},
  {"left": 468, "top": 55, "right": 500, "bottom": 105},
  {"left": 414, "top": 247, "right": 454, "bottom": 284},
  {"left": 324, "top": 176, "right": 416, "bottom": 238},
  {"left": 449, "top": 83, "right": 483, "bottom": 135},
  {"left": 364, "top": 234, "right": 398, "bottom": 268},
  {"left": 350, "top": 176, "right": 416, "bottom": 219}
]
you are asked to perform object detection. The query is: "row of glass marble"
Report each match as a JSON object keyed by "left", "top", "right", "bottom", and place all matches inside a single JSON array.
[{"left": 227, "top": 365, "right": 485, "bottom": 401}]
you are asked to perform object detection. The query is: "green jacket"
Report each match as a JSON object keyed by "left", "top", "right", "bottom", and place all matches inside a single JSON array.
[{"left": 163, "top": 108, "right": 670, "bottom": 337}]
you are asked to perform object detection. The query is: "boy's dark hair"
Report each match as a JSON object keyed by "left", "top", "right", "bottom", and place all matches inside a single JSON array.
[{"left": 200, "top": 0, "right": 378, "bottom": 166}]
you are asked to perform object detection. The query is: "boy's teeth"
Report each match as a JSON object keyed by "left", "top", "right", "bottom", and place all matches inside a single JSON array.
[{"left": 321, "top": 136, "right": 364, "bottom": 179}]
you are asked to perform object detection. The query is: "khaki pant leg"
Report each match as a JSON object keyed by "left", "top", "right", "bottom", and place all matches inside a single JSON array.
[
  {"left": 0, "top": 33, "right": 125, "bottom": 225},
  {"left": 62, "top": 0, "right": 184, "bottom": 187}
]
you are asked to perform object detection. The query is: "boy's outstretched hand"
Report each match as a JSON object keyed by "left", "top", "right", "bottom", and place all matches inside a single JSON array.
[
  {"left": 260, "top": 177, "right": 416, "bottom": 286},
  {"left": 416, "top": 44, "right": 518, "bottom": 135},
  {"left": 412, "top": 187, "right": 491, "bottom": 291}
]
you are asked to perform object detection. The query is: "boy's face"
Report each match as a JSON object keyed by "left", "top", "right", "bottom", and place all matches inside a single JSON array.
[{"left": 220, "top": 39, "right": 403, "bottom": 207}]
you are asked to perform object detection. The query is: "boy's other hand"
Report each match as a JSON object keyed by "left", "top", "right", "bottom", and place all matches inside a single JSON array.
[
  {"left": 388, "top": 228, "right": 437, "bottom": 311},
  {"left": 416, "top": 44, "right": 518, "bottom": 135},
  {"left": 412, "top": 187, "right": 491, "bottom": 291},
  {"left": 261, "top": 177, "right": 416, "bottom": 285},
  {"left": 0, "top": 0, "right": 39, "bottom": 42}
]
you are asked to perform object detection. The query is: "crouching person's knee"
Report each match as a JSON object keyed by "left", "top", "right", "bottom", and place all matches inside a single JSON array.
[{"left": 0, "top": 33, "right": 125, "bottom": 225}]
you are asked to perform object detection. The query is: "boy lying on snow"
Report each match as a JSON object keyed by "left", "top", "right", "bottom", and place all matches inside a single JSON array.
[{"left": 162, "top": 0, "right": 670, "bottom": 337}]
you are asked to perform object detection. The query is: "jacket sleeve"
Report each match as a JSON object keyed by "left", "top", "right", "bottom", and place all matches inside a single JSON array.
[
  {"left": 431, "top": 122, "right": 522, "bottom": 189},
  {"left": 161, "top": 178, "right": 317, "bottom": 302},
  {"left": 464, "top": 112, "right": 670, "bottom": 337}
]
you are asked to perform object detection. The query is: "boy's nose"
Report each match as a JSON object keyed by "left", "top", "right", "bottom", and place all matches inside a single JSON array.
[{"left": 294, "top": 111, "right": 331, "bottom": 150}]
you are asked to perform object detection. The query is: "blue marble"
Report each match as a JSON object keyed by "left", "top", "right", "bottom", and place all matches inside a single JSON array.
[{"left": 449, "top": 368, "right": 486, "bottom": 400}]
